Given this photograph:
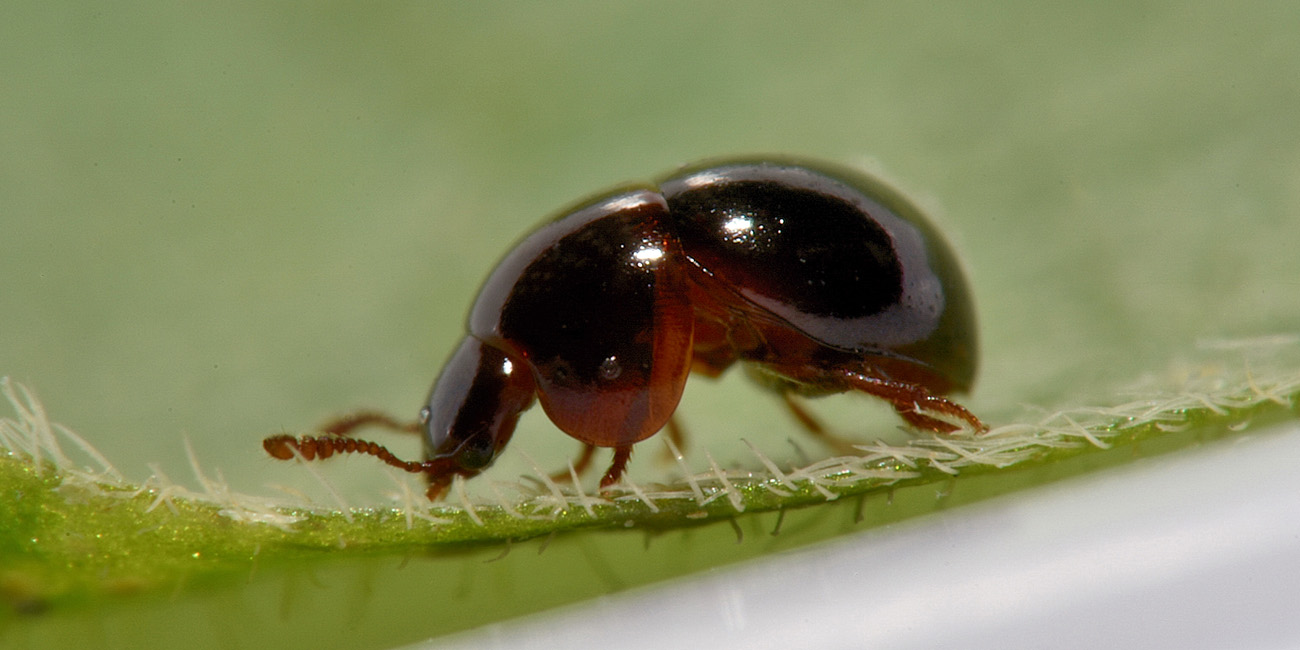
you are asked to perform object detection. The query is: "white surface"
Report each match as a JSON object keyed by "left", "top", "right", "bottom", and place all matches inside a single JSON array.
[{"left": 414, "top": 424, "right": 1300, "bottom": 650}]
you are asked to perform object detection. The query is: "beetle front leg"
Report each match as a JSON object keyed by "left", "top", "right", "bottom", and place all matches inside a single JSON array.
[
  {"left": 598, "top": 444, "right": 635, "bottom": 490},
  {"left": 319, "top": 410, "right": 422, "bottom": 437}
]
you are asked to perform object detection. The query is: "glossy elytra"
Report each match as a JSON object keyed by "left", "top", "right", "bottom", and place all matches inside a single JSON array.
[{"left": 264, "top": 156, "right": 984, "bottom": 499}]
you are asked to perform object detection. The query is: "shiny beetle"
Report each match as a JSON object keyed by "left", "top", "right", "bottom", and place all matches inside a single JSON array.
[{"left": 264, "top": 156, "right": 984, "bottom": 499}]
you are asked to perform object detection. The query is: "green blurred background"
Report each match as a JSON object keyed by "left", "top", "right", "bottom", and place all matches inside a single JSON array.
[{"left": 3, "top": 2, "right": 1299, "bottom": 647}]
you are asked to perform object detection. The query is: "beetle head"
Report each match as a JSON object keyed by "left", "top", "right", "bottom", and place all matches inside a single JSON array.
[{"left": 422, "top": 337, "right": 537, "bottom": 482}]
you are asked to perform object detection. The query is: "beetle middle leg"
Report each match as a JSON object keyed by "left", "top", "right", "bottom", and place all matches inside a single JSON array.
[
  {"left": 777, "top": 392, "right": 863, "bottom": 455},
  {"left": 549, "top": 443, "right": 597, "bottom": 483},
  {"left": 661, "top": 415, "right": 687, "bottom": 459},
  {"left": 548, "top": 443, "right": 634, "bottom": 492}
]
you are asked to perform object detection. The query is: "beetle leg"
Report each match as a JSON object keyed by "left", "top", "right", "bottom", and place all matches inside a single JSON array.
[
  {"left": 837, "top": 372, "right": 987, "bottom": 433},
  {"left": 661, "top": 415, "right": 687, "bottom": 459},
  {"left": 319, "top": 410, "right": 421, "bottom": 437},
  {"left": 893, "top": 408, "right": 970, "bottom": 433},
  {"left": 426, "top": 474, "right": 455, "bottom": 501},
  {"left": 549, "top": 443, "right": 597, "bottom": 483},
  {"left": 777, "top": 392, "right": 861, "bottom": 454},
  {"left": 598, "top": 444, "right": 635, "bottom": 490},
  {"left": 779, "top": 391, "right": 824, "bottom": 433}
]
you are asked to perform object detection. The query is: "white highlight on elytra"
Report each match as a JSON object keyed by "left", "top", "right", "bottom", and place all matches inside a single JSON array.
[
  {"left": 601, "top": 192, "right": 656, "bottom": 213},
  {"left": 630, "top": 244, "right": 666, "bottom": 270},
  {"left": 633, "top": 246, "right": 664, "bottom": 263},
  {"left": 722, "top": 215, "right": 752, "bottom": 233}
]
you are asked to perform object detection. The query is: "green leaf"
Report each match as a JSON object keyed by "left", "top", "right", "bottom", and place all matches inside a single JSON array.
[
  {"left": 3, "top": 343, "right": 1298, "bottom": 638},
  {"left": 4, "top": 3, "right": 1300, "bottom": 648}
]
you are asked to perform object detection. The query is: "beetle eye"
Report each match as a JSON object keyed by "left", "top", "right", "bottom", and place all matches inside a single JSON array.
[{"left": 454, "top": 432, "right": 496, "bottom": 470}]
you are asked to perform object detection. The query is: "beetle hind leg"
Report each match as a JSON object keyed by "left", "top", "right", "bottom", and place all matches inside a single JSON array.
[{"left": 837, "top": 371, "right": 987, "bottom": 433}]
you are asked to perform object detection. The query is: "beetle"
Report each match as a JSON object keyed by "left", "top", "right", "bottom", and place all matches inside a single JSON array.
[{"left": 264, "top": 156, "right": 984, "bottom": 500}]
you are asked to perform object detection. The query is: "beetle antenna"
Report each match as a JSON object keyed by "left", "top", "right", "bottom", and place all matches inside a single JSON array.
[{"left": 263, "top": 434, "right": 429, "bottom": 474}]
